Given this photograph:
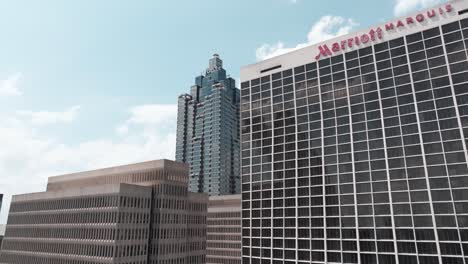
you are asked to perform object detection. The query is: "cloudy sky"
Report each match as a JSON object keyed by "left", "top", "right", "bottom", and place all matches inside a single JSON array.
[{"left": 0, "top": 0, "right": 447, "bottom": 223}]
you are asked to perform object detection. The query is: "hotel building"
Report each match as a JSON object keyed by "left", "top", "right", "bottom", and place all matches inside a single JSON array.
[
  {"left": 240, "top": 0, "right": 468, "bottom": 263},
  {"left": 0, "top": 160, "right": 208, "bottom": 264}
]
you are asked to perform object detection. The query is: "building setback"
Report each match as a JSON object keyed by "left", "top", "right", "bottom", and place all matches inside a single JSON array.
[
  {"left": 0, "top": 160, "right": 208, "bottom": 264},
  {"left": 240, "top": 0, "right": 468, "bottom": 263},
  {"left": 207, "top": 194, "right": 242, "bottom": 264},
  {"left": 176, "top": 54, "right": 241, "bottom": 196}
]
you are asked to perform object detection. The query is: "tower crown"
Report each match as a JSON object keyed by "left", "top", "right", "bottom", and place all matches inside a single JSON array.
[{"left": 208, "top": 53, "right": 223, "bottom": 72}]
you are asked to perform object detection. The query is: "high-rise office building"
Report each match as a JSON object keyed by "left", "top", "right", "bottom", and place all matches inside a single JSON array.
[
  {"left": 240, "top": 1, "right": 468, "bottom": 263},
  {"left": 207, "top": 194, "right": 242, "bottom": 264},
  {"left": 0, "top": 160, "right": 208, "bottom": 264},
  {"left": 176, "top": 54, "right": 241, "bottom": 196}
]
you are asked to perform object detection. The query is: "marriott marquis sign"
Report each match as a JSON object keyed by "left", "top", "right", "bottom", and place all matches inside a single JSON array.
[{"left": 315, "top": 4, "right": 455, "bottom": 60}]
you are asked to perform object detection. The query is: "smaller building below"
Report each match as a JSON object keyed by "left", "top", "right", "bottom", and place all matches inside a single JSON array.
[
  {"left": 0, "top": 194, "right": 3, "bottom": 250},
  {"left": 0, "top": 224, "right": 4, "bottom": 251},
  {"left": 0, "top": 159, "right": 208, "bottom": 264},
  {"left": 207, "top": 194, "right": 241, "bottom": 264}
]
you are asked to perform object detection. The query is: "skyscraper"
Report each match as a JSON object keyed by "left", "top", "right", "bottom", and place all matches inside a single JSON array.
[
  {"left": 176, "top": 54, "right": 241, "bottom": 196},
  {"left": 0, "top": 160, "right": 208, "bottom": 264},
  {"left": 240, "top": 1, "right": 468, "bottom": 263}
]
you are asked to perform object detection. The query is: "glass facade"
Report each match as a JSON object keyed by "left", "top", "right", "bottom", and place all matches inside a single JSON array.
[
  {"left": 240, "top": 16, "right": 468, "bottom": 264},
  {"left": 176, "top": 54, "right": 241, "bottom": 195}
]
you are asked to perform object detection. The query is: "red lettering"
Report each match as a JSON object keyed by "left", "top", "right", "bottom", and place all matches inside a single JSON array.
[
  {"left": 311, "top": 2, "right": 453, "bottom": 60},
  {"left": 369, "top": 29, "right": 376, "bottom": 41},
  {"left": 341, "top": 40, "right": 347, "bottom": 50},
  {"left": 361, "top": 34, "right": 370, "bottom": 44},
  {"left": 315, "top": 45, "right": 332, "bottom": 60},
  {"left": 446, "top": 4, "right": 453, "bottom": 12},
  {"left": 427, "top": 9, "right": 436, "bottom": 18},
  {"left": 376, "top": 27, "right": 383, "bottom": 39},
  {"left": 385, "top": 23, "right": 395, "bottom": 31},
  {"left": 332, "top": 42, "right": 340, "bottom": 52},
  {"left": 416, "top": 14, "right": 425, "bottom": 22}
]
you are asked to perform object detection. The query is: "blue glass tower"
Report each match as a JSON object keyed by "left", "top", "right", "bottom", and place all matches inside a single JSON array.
[{"left": 176, "top": 54, "right": 240, "bottom": 195}]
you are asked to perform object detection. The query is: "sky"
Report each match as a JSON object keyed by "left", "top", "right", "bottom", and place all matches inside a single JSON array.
[{"left": 0, "top": 0, "right": 447, "bottom": 223}]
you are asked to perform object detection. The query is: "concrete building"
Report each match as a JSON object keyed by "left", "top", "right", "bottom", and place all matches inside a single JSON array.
[
  {"left": 0, "top": 225, "right": 4, "bottom": 253},
  {"left": 207, "top": 195, "right": 242, "bottom": 264},
  {"left": 0, "top": 194, "right": 3, "bottom": 250},
  {"left": 0, "top": 160, "right": 208, "bottom": 264},
  {"left": 240, "top": 1, "right": 468, "bottom": 263},
  {"left": 176, "top": 54, "right": 241, "bottom": 196}
]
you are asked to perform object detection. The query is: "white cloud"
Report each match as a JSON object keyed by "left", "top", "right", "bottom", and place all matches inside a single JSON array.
[
  {"left": 256, "top": 42, "right": 292, "bottom": 62},
  {"left": 394, "top": 0, "right": 446, "bottom": 17},
  {"left": 17, "top": 105, "right": 81, "bottom": 125},
  {"left": 116, "top": 104, "right": 177, "bottom": 136},
  {"left": 307, "top": 16, "right": 358, "bottom": 44},
  {"left": 256, "top": 16, "right": 358, "bottom": 61},
  {"left": 0, "top": 73, "right": 22, "bottom": 96},
  {"left": 0, "top": 103, "right": 177, "bottom": 224},
  {"left": 126, "top": 104, "right": 177, "bottom": 125}
]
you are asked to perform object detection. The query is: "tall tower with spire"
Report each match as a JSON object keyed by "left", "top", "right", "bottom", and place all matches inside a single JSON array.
[{"left": 176, "top": 54, "right": 240, "bottom": 195}]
